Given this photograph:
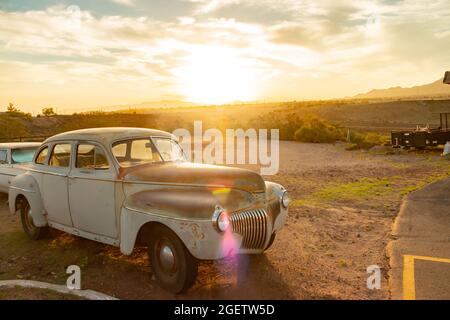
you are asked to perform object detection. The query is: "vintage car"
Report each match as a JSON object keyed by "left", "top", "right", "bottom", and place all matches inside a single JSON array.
[
  {"left": 0, "top": 142, "right": 41, "bottom": 193},
  {"left": 9, "top": 128, "right": 289, "bottom": 293}
]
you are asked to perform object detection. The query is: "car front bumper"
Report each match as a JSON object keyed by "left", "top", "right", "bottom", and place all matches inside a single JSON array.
[{"left": 173, "top": 201, "right": 288, "bottom": 260}]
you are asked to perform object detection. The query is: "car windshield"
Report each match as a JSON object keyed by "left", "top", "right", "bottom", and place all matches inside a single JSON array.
[
  {"left": 152, "top": 137, "right": 186, "bottom": 162},
  {"left": 112, "top": 137, "right": 186, "bottom": 167},
  {"left": 11, "top": 147, "right": 38, "bottom": 164}
]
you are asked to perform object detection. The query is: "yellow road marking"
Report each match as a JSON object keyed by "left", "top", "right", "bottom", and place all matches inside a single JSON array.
[
  {"left": 403, "top": 255, "right": 416, "bottom": 300},
  {"left": 403, "top": 255, "right": 450, "bottom": 300}
]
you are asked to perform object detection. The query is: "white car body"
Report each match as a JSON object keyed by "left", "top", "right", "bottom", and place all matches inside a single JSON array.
[
  {"left": 0, "top": 142, "right": 41, "bottom": 193},
  {"left": 8, "top": 128, "right": 289, "bottom": 292}
]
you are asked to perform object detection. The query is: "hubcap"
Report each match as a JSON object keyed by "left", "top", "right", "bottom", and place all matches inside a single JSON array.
[{"left": 157, "top": 240, "right": 176, "bottom": 273}]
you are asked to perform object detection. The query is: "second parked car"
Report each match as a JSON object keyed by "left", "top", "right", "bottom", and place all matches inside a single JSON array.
[{"left": 0, "top": 142, "right": 41, "bottom": 193}]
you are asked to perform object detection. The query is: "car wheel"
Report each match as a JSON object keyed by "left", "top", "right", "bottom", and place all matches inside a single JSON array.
[
  {"left": 20, "top": 199, "right": 48, "bottom": 240},
  {"left": 149, "top": 225, "right": 198, "bottom": 293},
  {"left": 264, "top": 233, "right": 276, "bottom": 251}
]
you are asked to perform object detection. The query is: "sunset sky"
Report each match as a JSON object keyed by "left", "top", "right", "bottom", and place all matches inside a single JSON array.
[{"left": 0, "top": 0, "right": 449, "bottom": 113}]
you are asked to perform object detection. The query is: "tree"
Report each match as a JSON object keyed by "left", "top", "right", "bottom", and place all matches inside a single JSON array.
[
  {"left": 6, "top": 102, "right": 19, "bottom": 113},
  {"left": 42, "top": 107, "right": 57, "bottom": 117},
  {"left": 4, "top": 102, "right": 32, "bottom": 119}
]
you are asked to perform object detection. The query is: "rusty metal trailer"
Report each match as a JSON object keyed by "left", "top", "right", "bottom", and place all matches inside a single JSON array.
[
  {"left": 391, "top": 113, "right": 450, "bottom": 148},
  {"left": 391, "top": 72, "right": 450, "bottom": 149}
]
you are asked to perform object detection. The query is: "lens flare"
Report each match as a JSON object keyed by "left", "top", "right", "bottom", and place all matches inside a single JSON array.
[
  {"left": 220, "top": 212, "right": 238, "bottom": 257},
  {"left": 212, "top": 187, "right": 231, "bottom": 195}
]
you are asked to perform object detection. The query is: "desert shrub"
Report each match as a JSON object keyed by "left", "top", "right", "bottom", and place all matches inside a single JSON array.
[
  {"left": 41, "top": 107, "right": 57, "bottom": 117},
  {"left": 364, "top": 132, "right": 385, "bottom": 145},
  {"left": 0, "top": 114, "right": 30, "bottom": 138},
  {"left": 4, "top": 110, "right": 32, "bottom": 121},
  {"left": 5, "top": 103, "right": 32, "bottom": 120},
  {"left": 246, "top": 111, "right": 302, "bottom": 140},
  {"left": 282, "top": 115, "right": 304, "bottom": 140},
  {"left": 345, "top": 143, "right": 361, "bottom": 151},
  {"left": 346, "top": 131, "right": 386, "bottom": 150},
  {"left": 294, "top": 115, "right": 344, "bottom": 143}
]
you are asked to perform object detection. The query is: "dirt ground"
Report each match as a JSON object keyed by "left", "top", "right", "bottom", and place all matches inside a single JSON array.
[
  {"left": 0, "top": 287, "right": 84, "bottom": 300},
  {"left": 0, "top": 141, "right": 448, "bottom": 300}
]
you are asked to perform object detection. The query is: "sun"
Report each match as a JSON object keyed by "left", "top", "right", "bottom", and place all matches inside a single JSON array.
[{"left": 173, "top": 47, "right": 259, "bottom": 105}]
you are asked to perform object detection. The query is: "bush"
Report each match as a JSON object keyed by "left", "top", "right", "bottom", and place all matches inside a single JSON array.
[
  {"left": 246, "top": 111, "right": 302, "bottom": 140},
  {"left": 346, "top": 131, "right": 386, "bottom": 150},
  {"left": 0, "top": 114, "right": 30, "bottom": 138},
  {"left": 294, "top": 115, "right": 344, "bottom": 143},
  {"left": 4, "top": 103, "right": 32, "bottom": 120},
  {"left": 42, "top": 107, "right": 57, "bottom": 117}
]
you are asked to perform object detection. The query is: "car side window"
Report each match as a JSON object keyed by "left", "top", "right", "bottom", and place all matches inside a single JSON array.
[
  {"left": 0, "top": 150, "right": 7, "bottom": 164},
  {"left": 49, "top": 144, "right": 71, "bottom": 167},
  {"left": 12, "top": 148, "right": 38, "bottom": 164},
  {"left": 35, "top": 147, "right": 49, "bottom": 165},
  {"left": 112, "top": 142, "right": 127, "bottom": 160},
  {"left": 76, "top": 144, "right": 110, "bottom": 170},
  {"left": 112, "top": 139, "right": 162, "bottom": 167}
]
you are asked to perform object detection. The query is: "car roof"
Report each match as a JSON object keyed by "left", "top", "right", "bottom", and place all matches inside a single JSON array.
[
  {"left": 44, "top": 127, "right": 175, "bottom": 145},
  {"left": 0, "top": 142, "right": 41, "bottom": 149}
]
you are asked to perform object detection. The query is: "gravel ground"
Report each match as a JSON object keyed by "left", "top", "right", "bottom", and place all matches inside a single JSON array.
[{"left": 0, "top": 141, "right": 448, "bottom": 299}]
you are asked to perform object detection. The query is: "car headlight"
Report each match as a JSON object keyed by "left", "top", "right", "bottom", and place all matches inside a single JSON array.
[
  {"left": 212, "top": 205, "right": 231, "bottom": 232},
  {"left": 281, "top": 191, "right": 290, "bottom": 208}
]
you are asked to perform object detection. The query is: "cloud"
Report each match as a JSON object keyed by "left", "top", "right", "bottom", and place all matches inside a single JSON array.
[
  {"left": 0, "top": 0, "right": 449, "bottom": 111},
  {"left": 178, "top": 16, "right": 196, "bottom": 25},
  {"left": 111, "top": 0, "right": 135, "bottom": 6},
  {"left": 190, "top": 0, "right": 241, "bottom": 14}
]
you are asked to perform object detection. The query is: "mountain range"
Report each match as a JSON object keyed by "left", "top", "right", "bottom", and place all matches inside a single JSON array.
[
  {"left": 353, "top": 79, "right": 450, "bottom": 99},
  {"left": 97, "top": 79, "right": 450, "bottom": 113}
]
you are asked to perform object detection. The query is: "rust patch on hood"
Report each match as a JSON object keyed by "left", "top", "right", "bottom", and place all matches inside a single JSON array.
[
  {"left": 119, "top": 162, "right": 266, "bottom": 193},
  {"left": 126, "top": 186, "right": 254, "bottom": 219}
]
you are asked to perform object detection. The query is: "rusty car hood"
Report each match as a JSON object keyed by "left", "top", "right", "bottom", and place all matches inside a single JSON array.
[{"left": 119, "top": 162, "right": 266, "bottom": 193}]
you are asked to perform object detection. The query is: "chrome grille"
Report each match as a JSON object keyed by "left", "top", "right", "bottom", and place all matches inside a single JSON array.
[{"left": 230, "top": 208, "right": 268, "bottom": 249}]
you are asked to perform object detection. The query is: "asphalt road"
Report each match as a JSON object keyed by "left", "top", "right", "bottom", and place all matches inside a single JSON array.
[{"left": 388, "top": 177, "right": 450, "bottom": 300}]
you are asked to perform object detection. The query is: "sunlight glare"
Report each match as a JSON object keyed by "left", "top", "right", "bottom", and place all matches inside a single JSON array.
[{"left": 173, "top": 47, "right": 258, "bottom": 105}]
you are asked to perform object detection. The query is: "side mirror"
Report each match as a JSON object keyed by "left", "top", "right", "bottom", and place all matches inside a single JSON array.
[{"left": 444, "top": 71, "right": 450, "bottom": 85}]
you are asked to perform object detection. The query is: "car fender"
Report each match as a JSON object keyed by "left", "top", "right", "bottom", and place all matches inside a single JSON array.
[
  {"left": 265, "top": 181, "right": 288, "bottom": 232},
  {"left": 8, "top": 172, "right": 47, "bottom": 227},
  {"left": 119, "top": 206, "right": 227, "bottom": 260}
]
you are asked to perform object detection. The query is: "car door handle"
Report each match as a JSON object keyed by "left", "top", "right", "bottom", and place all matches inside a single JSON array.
[{"left": 52, "top": 173, "right": 68, "bottom": 177}]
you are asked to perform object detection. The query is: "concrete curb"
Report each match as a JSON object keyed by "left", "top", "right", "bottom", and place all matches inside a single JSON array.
[
  {"left": 386, "top": 177, "right": 450, "bottom": 300},
  {"left": 0, "top": 280, "right": 118, "bottom": 300}
]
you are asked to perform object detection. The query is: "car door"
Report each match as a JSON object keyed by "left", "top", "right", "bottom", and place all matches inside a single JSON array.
[
  {"left": 68, "top": 142, "right": 118, "bottom": 238},
  {"left": 0, "top": 148, "right": 11, "bottom": 193},
  {"left": 41, "top": 143, "right": 73, "bottom": 226}
]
